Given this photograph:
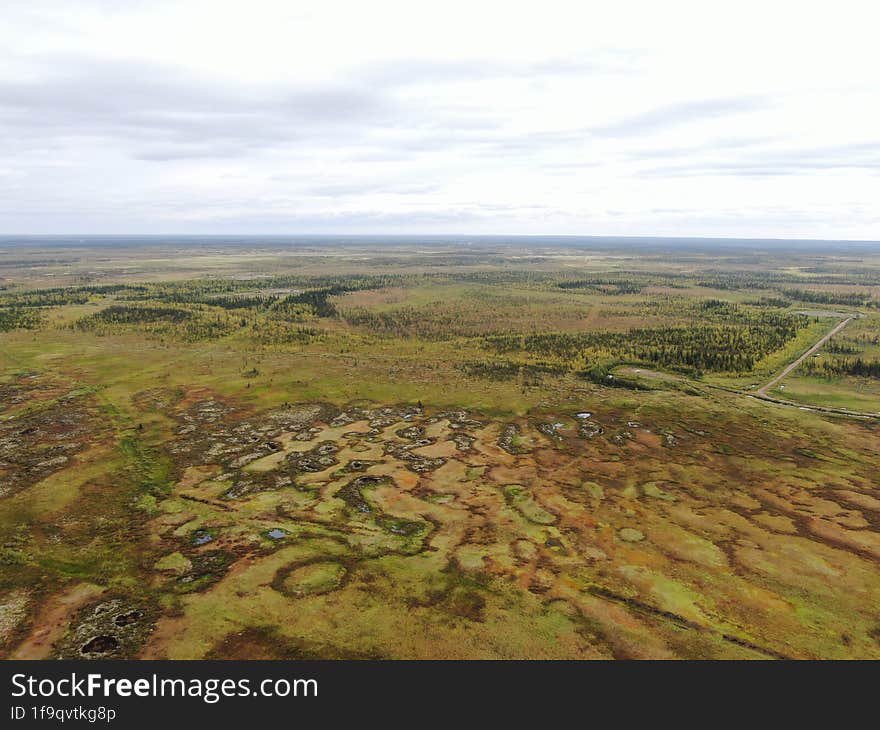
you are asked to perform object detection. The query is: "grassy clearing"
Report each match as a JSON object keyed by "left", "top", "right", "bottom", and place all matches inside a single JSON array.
[{"left": 774, "top": 374, "right": 880, "bottom": 412}]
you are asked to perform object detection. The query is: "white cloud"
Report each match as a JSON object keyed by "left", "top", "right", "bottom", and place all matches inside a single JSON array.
[{"left": 0, "top": 0, "right": 878, "bottom": 238}]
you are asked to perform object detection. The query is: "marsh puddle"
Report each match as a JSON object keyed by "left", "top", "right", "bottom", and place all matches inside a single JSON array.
[
  {"left": 81, "top": 634, "right": 119, "bottom": 655},
  {"left": 191, "top": 529, "right": 214, "bottom": 546}
]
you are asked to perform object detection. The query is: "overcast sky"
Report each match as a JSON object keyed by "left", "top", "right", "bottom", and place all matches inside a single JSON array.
[{"left": 1, "top": 0, "right": 879, "bottom": 238}]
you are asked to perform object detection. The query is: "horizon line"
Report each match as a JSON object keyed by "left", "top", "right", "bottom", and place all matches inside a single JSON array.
[{"left": 1, "top": 232, "right": 880, "bottom": 244}]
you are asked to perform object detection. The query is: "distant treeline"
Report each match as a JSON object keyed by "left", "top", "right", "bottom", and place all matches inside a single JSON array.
[
  {"left": 0, "top": 284, "right": 146, "bottom": 308},
  {"left": 697, "top": 269, "right": 880, "bottom": 289},
  {"left": 743, "top": 296, "right": 791, "bottom": 308},
  {"left": 341, "top": 305, "right": 477, "bottom": 340},
  {"left": 73, "top": 305, "right": 234, "bottom": 342},
  {"left": 801, "top": 356, "right": 880, "bottom": 379},
  {"left": 780, "top": 289, "right": 872, "bottom": 307},
  {"left": 81, "top": 305, "right": 193, "bottom": 324},
  {"left": 0, "top": 290, "right": 90, "bottom": 307},
  {"left": 825, "top": 340, "right": 862, "bottom": 354},
  {"left": 70, "top": 301, "right": 334, "bottom": 346},
  {"left": 0, "top": 308, "right": 41, "bottom": 331},
  {"left": 252, "top": 325, "right": 326, "bottom": 346},
  {"left": 482, "top": 311, "right": 807, "bottom": 374},
  {"left": 3, "top": 267, "right": 877, "bottom": 312},
  {"left": 118, "top": 275, "right": 408, "bottom": 301},
  {"left": 557, "top": 279, "right": 643, "bottom": 294}
]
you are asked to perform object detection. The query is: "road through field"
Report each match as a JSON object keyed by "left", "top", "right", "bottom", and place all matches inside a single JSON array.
[{"left": 756, "top": 316, "right": 854, "bottom": 397}]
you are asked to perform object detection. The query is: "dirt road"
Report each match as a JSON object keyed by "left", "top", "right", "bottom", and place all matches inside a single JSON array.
[{"left": 756, "top": 316, "right": 854, "bottom": 397}]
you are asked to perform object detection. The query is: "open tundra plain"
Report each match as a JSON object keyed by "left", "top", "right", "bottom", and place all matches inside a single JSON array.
[{"left": 2, "top": 237, "right": 880, "bottom": 660}]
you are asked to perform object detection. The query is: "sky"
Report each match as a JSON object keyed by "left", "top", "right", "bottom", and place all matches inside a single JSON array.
[{"left": 0, "top": 0, "right": 879, "bottom": 239}]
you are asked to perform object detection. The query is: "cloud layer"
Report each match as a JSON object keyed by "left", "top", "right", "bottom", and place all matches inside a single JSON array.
[{"left": 1, "top": 0, "right": 878, "bottom": 238}]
